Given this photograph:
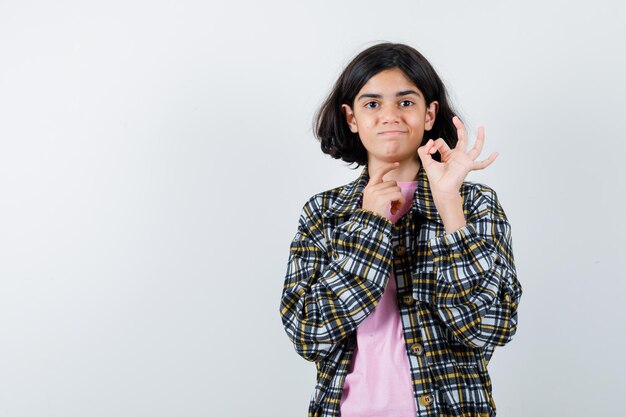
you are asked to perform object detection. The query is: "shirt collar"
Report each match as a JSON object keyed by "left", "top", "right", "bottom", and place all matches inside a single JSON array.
[{"left": 324, "top": 164, "right": 443, "bottom": 224}]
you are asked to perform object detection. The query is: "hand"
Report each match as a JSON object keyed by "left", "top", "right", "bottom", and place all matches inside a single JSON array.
[
  {"left": 362, "top": 162, "right": 405, "bottom": 217},
  {"left": 417, "top": 116, "right": 498, "bottom": 198}
]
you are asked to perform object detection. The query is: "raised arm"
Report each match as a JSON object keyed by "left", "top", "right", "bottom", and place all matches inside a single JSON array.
[{"left": 417, "top": 117, "right": 522, "bottom": 350}]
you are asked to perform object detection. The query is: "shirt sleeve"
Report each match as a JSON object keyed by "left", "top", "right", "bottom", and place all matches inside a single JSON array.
[
  {"left": 279, "top": 196, "right": 394, "bottom": 362},
  {"left": 427, "top": 185, "right": 523, "bottom": 350}
]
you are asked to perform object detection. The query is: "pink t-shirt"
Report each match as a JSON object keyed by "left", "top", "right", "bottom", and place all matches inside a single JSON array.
[{"left": 339, "top": 180, "right": 418, "bottom": 417}]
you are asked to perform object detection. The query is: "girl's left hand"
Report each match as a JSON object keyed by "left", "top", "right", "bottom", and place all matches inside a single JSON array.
[{"left": 417, "top": 116, "right": 498, "bottom": 198}]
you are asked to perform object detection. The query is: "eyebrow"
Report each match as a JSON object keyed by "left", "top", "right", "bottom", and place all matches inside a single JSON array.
[{"left": 357, "top": 89, "right": 421, "bottom": 101}]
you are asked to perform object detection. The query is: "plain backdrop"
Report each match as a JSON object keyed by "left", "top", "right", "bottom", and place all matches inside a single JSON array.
[{"left": 1, "top": 1, "right": 625, "bottom": 416}]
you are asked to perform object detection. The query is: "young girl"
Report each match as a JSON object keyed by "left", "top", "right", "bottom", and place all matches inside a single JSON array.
[{"left": 280, "top": 43, "right": 522, "bottom": 417}]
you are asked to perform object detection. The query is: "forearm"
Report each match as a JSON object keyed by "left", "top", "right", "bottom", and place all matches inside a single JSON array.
[
  {"left": 428, "top": 222, "right": 522, "bottom": 349},
  {"left": 433, "top": 192, "right": 467, "bottom": 235}
]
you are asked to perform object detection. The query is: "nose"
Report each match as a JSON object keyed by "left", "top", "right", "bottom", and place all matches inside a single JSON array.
[{"left": 380, "top": 104, "right": 401, "bottom": 124}]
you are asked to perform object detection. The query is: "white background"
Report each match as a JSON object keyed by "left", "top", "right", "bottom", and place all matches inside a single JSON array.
[{"left": 1, "top": 1, "right": 625, "bottom": 416}]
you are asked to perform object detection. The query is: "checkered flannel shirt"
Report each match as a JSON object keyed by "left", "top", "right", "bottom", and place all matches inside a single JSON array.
[{"left": 280, "top": 164, "right": 522, "bottom": 417}]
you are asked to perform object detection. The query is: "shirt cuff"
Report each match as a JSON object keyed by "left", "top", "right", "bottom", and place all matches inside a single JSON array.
[
  {"left": 428, "top": 223, "right": 478, "bottom": 258},
  {"left": 348, "top": 208, "right": 394, "bottom": 230}
]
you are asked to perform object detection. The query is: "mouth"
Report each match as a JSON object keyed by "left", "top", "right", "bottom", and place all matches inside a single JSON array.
[{"left": 378, "top": 130, "right": 407, "bottom": 136}]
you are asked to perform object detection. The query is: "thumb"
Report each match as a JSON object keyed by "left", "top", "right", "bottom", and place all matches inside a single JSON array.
[{"left": 369, "top": 161, "right": 400, "bottom": 184}]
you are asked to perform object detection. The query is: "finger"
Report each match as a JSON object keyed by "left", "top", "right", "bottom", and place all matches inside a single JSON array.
[
  {"left": 390, "top": 193, "right": 406, "bottom": 205},
  {"left": 379, "top": 187, "right": 402, "bottom": 198},
  {"left": 433, "top": 138, "right": 451, "bottom": 154},
  {"left": 472, "top": 152, "right": 499, "bottom": 170},
  {"left": 383, "top": 187, "right": 406, "bottom": 203},
  {"left": 370, "top": 180, "right": 400, "bottom": 192},
  {"left": 430, "top": 138, "right": 452, "bottom": 159},
  {"left": 453, "top": 116, "right": 468, "bottom": 151},
  {"left": 467, "top": 126, "right": 485, "bottom": 160},
  {"left": 417, "top": 139, "right": 435, "bottom": 164},
  {"left": 379, "top": 187, "right": 404, "bottom": 201},
  {"left": 370, "top": 161, "right": 400, "bottom": 184},
  {"left": 389, "top": 194, "right": 406, "bottom": 213},
  {"left": 417, "top": 138, "right": 432, "bottom": 155}
]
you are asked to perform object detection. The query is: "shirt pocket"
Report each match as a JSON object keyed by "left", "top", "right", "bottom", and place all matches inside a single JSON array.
[
  {"left": 434, "top": 361, "right": 493, "bottom": 415},
  {"left": 447, "top": 341, "right": 495, "bottom": 414}
]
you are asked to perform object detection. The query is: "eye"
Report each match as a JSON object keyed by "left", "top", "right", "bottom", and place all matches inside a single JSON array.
[
  {"left": 399, "top": 100, "right": 414, "bottom": 107},
  {"left": 364, "top": 101, "right": 379, "bottom": 109}
]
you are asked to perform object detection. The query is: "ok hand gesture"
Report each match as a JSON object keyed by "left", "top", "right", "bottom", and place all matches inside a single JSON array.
[{"left": 417, "top": 116, "right": 498, "bottom": 198}]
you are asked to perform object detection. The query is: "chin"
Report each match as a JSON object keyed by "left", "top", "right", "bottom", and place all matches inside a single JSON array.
[{"left": 381, "top": 150, "right": 416, "bottom": 162}]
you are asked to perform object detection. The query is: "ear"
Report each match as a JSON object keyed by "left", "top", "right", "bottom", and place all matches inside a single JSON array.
[
  {"left": 341, "top": 104, "right": 358, "bottom": 133},
  {"left": 424, "top": 101, "right": 439, "bottom": 131}
]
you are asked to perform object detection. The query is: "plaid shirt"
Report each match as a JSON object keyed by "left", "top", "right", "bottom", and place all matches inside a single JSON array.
[{"left": 280, "top": 164, "right": 522, "bottom": 417}]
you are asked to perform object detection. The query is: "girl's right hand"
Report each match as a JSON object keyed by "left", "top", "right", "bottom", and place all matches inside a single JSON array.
[{"left": 362, "top": 162, "right": 405, "bottom": 217}]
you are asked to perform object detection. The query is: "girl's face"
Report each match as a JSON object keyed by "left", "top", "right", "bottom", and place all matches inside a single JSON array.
[{"left": 342, "top": 68, "right": 438, "bottom": 167}]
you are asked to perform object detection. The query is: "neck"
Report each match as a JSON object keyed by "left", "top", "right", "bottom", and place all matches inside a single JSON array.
[{"left": 369, "top": 158, "right": 420, "bottom": 182}]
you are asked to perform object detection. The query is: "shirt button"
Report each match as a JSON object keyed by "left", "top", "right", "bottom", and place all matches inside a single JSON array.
[
  {"left": 401, "top": 294, "right": 414, "bottom": 306},
  {"left": 419, "top": 394, "right": 434, "bottom": 406},
  {"left": 393, "top": 245, "right": 406, "bottom": 256},
  {"left": 410, "top": 343, "right": 424, "bottom": 355}
]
